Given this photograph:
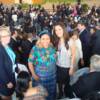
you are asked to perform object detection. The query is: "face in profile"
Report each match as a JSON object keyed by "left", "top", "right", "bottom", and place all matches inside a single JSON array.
[
  {"left": 40, "top": 34, "right": 50, "bottom": 48},
  {"left": 77, "top": 23, "right": 83, "bottom": 31},
  {"left": 54, "top": 25, "right": 64, "bottom": 38}
]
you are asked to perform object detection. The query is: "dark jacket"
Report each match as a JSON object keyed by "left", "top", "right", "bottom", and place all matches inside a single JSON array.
[
  {"left": 9, "top": 37, "right": 21, "bottom": 62},
  {"left": 20, "top": 39, "right": 33, "bottom": 65},
  {"left": 79, "top": 29, "right": 91, "bottom": 66},
  {"left": 72, "top": 72, "right": 100, "bottom": 98},
  {"left": 0, "top": 44, "right": 15, "bottom": 96},
  {"left": 92, "top": 30, "right": 100, "bottom": 55}
]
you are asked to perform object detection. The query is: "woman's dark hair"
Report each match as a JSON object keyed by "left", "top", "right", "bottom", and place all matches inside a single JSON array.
[
  {"left": 16, "top": 71, "right": 31, "bottom": 100},
  {"left": 52, "top": 22, "right": 69, "bottom": 50},
  {"left": 69, "top": 29, "right": 79, "bottom": 38}
]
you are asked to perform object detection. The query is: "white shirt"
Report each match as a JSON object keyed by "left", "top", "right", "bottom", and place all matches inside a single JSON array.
[
  {"left": 57, "top": 43, "right": 71, "bottom": 68},
  {"left": 12, "top": 14, "right": 17, "bottom": 22},
  {"left": 69, "top": 38, "right": 83, "bottom": 70},
  {"left": 69, "top": 38, "right": 83, "bottom": 59}
]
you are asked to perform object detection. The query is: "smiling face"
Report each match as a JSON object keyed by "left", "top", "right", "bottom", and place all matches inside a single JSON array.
[
  {"left": 40, "top": 34, "right": 50, "bottom": 48},
  {"left": 54, "top": 25, "right": 64, "bottom": 38},
  {"left": 0, "top": 30, "right": 11, "bottom": 45}
]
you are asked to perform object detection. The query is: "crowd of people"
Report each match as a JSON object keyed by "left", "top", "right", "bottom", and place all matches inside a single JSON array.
[{"left": 0, "top": 1, "right": 100, "bottom": 100}]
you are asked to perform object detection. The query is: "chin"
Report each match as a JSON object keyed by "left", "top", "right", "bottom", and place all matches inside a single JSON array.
[{"left": 44, "top": 46, "right": 49, "bottom": 48}]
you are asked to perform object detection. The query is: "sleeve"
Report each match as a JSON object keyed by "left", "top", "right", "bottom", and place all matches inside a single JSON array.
[
  {"left": 78, "top": 39, "right": 83, "bottom": 59},
  {"left": 0, "top": 49, "right": 10, "bottom": 85},
  {"left": 68, "top": 39, "right": 73, "bottom": 47},
  {"left": 28, "top": 47, "right": 36, "bottom": 64}
]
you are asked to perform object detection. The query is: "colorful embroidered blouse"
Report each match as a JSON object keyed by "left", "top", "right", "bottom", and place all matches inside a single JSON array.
[{"left": 28, "top": 46, "right": 56, "bottom": 78}]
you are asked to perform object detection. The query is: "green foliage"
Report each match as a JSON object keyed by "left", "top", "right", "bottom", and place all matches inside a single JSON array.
[
  {"left": 82, "top": 3, "right": 89, "bottom": 12},
  {"left": 15, "top": 0, "right": 89, "bottom": 10},
  {"left": 16, "top": 3, "right": 42, "bottom": 10},
  {"left": 20, "top": 3, "right": 29, "bottom": 10},
  {"left": 45, "top": 0, "right": 77, "bottom": 3}
]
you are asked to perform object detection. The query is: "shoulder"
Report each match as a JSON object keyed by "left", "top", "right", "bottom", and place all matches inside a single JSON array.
[
  {"left": 79, "top": 72, "right": 100, "bottom": 81},
  {"left": 76, "top": 39, "right": 82, "bottom": 45},
  {"left": 82, "top": 29, "right": 88, "bottom": 33},
  {"left": 0, "top": 44, "right": 4, "bottom": 53},
  {"left": 29, "top": 46, "right": 41, "bottom": 56},
  {"left": 89, "top": 72, "right": 100, "bottom": 77},
  {"left": 69, "top": 39, "right": 75, "bottom": 45},
  {"left": 49, "top": 46, "right": 56, "bottom": 54},
  {"left": 31, "top": 46, "right": 38, "bottom": 52},
  {"left": 32, "top": 45, "right": 40, "bottom": 50},
  {"left": 0, "top": 44, "right": 7, "bottom": 61}
]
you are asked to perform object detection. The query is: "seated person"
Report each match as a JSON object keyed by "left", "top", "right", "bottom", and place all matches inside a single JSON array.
[
  {"left": 16, "top": 71, "right": 48, "bottom": 100},
  {"left": 70, "top": 67, "right": 89, "bottom": 85},
  {"left": 82, "top": 91, "right": 100, "bottom": 100},
  {"left": 72, "top": 55, "right": 100, "bottom": 98}
]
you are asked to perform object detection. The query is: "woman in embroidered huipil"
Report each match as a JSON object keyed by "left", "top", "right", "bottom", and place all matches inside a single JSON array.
[{"left": 28, "top": 30, "right": 56, "bottom": 100}]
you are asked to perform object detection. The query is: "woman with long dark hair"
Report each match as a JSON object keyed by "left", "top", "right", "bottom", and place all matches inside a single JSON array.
[{"left": 52, "top": 22, "right": 75, "bottom": 99}]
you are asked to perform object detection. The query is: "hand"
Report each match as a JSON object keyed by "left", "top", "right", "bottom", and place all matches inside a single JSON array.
[
  {"left": 33, "top": 74, "right": 40, "bottom": 81},
  {"left": 69, "top": 67, "right": 74, "bottom": 76},
  {"left": 80, "top": 58, "right": 84, "bottom": 66},
  {"left": 7, "top": 82, "right": 13, "bottom": 89}
]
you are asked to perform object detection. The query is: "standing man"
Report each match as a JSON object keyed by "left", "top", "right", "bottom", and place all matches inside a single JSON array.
[{"left": 77, "top": 20, "right": 90, "bottom": 67}]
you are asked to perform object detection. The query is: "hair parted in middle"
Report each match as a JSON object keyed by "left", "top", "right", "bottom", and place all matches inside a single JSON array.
[{"left": 52, "top": 22, "right": 69, "bottom": 50}]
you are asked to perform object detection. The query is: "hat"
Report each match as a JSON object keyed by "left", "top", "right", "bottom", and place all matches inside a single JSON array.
[{"left": 39, "top": 30, "right": 50, "bottom": 38}]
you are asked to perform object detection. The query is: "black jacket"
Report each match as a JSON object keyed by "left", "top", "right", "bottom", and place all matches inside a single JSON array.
[
  {"left": 92, "top": 30, "right": 100, "bottom": 55},
  {"left": 79, "top": 29, "right": 91, "bottom": 66},
  {"left": 0, "top": 44, "right": 15, "bottom": 96},
  {"left": 72, "top": 72, "right": 100, "bottom": 98}
]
